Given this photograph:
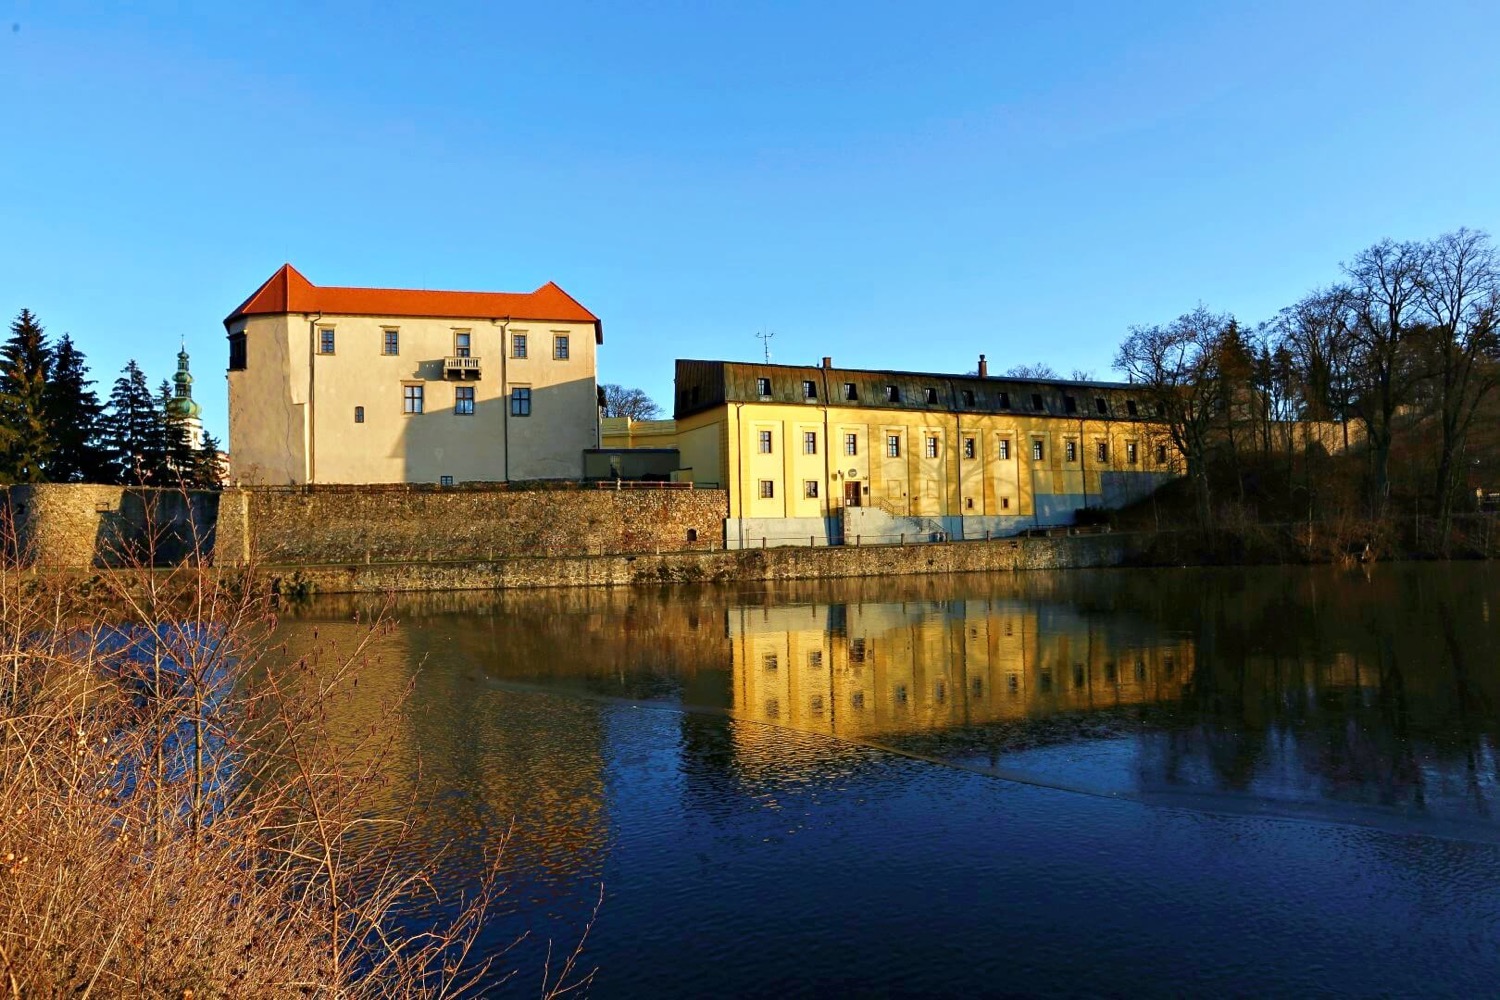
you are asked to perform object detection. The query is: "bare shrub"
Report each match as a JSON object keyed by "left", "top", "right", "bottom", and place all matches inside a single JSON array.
[{"left": 0, "top": 495, "right": 584, "bottom": 997}]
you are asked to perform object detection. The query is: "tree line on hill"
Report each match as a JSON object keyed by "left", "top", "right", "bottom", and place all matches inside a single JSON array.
[
  {"left": 1111, "top": 228, "right": 1499, "bottom": 547},
  {"left": 0, "top": 309, "right": 222, "bottom": 488}
]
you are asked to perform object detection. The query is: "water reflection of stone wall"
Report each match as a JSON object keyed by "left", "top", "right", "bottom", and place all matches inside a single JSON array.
[{"left": 730, "top": 599, "right": 1193, "bottom": 742}]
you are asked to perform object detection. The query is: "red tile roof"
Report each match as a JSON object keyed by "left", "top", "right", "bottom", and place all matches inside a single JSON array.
[{"left": 225, "top": 264, "right": 602, "bottom": 342}]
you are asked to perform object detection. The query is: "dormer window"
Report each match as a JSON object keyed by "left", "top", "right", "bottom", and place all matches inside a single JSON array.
[
  {"left": 757, "top": 377, "right": 772, "bottom": 397},
  {"left": 1126, "top": 399, "right": 1139, "bottom": 416},
  {"left": 962, "top": 389, "right": 975, "bottom": 407},
  {"left": 1095, "top": 397, "right": 1108, "bottom": 414},
  {"left": 1064, "top": 395, "right": 1078, "bottom": 414},
  {"left": 803, "top": 380, "right": 817, "bottom": 400},
  {"left": 844, "top": 382, "right": 859, "bottom": 401},
  {"left": 923, "top": 387, "right": 938, "bottom": 404},
  {"left": 998, "top": 392, "right": 1011, "bottom": 410},
  {"left": 1031, "top": 393, "right": 1044, "bottom": 411},
  {"left": 886, "top": 385, "right": 900, "bottom": 403}
]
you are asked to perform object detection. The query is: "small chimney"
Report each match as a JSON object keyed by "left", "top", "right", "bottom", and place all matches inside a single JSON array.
[
  {"left": 978, "top": 354, "right": 988, "bottom": 378},
  {"left": 822, "top": 356, "right": 833, "bottom": 369}
]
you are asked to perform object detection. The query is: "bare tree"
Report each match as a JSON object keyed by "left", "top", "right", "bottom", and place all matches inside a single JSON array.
[
  {"left": 599, "top": 384, "right": 663, "bottom": 420},
  {"left": 1342, "top": 239, "right": 1428, "bottom": 511},
  {"left": 1069, "top": 368, "right": 1097, "bottom": 382},
  {"left": 1005, "top": 362, "right": 1058, "bottom": 379},
  {"left": 1415, "top": 228, "right": 1500, "bottom": 542},
  {"left": 1114, "top": 306, "right": 1235, "bottom": 527}
]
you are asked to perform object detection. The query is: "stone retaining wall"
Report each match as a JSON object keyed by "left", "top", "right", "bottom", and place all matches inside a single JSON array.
[
  {"left": 265, "top": 532, "right": 1144, "bottom": 595},
  {"left": 4, "top": 485, "right": 219, "bottom": 568}
]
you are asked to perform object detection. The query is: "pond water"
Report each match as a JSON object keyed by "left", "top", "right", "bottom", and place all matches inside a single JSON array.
[{"left": 282, "top": 563, "right": 1500, "bottom": 996}]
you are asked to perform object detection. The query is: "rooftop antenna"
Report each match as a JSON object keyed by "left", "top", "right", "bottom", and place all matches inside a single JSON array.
[{"left": 756, "top": 330, "right": 775, "bottom": 363}]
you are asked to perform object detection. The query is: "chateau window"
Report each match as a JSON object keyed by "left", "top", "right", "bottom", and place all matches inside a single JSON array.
[
  {"left": 1126, "top": 399, "right": 1139, "bottom": 416},
  {"left": 844, "top": 433, "right": 858, "bottom": 456},
  {"left": 885, "top": 385, "right": 900, "bottom": 402},
  {"left": 455, "top": 386, "right": 475, "bottom": 415},
  {"left": 1095, "top": 397, "right": 1108, "bottom": 415},
  {"left": 923, "top": 387, "right": 938, "bottom": 404},
  {"left": 1000, "top": 497, "right": 1011, "bottom": 509},
  {"left": 403, "top": 384, "right": 423, "bottom": 414},
  {"left": 1065, "top": 440, "right": 1077, "bottom": 462},
  {"left": 454, "top": 331, "right": 471, "bottom": 358},
  {"left": 511, "top": 387, "right": 531, "bottom": 416},
  {"left": 759, "top": 479, "right": 775, "bottom": 499},
  {"left": 804, "top": 480, "right": 819, "bottom": 498},
  {"left": 998, "top": 391, "right": 1011, "bottom": 410},
  {"left": 1030, "top": 393, "right": 1044, "bottom": 411},
  {"left": 757, "top": 377, "right": 772, "bottom": 397},
  {"left": 512, "top": 333, "right": 527, "bottom": 358},
  {"left": 962, "top": 389, "right": 976, "bottom": 407},
  {"left": 803, "top": 380, "right": 817, "bottom": 400},
  {"left": 844, "top": 382, "right": 859, "bottom": 401},
  {"left": 383, "top": 329, "right": 400, "bottom": 355},
  {"left": 758, "top": 430, "right": 773, "bottom": 454},
  {"left": 553, "top": 335, "right": 569, "bottom": 360},
  {"left": 803, "top": 431, "right": 817, "bottom": 455},
  {"left": 1096, "top": 441, "right": 1108, "bottom": 463},
  {"left": 1032, "top": 439, "right": 1044, "bottom": 461},
  {"left": 440, "top": 475, "right": 453, "bottom": 487},
  {"left": 998, "top": 439, "right": 1010, "bottom": 460},
  {"left": 1127, "top": 442, "right": 1138, "bottom": 464},
  {"left": 963, "top": 437, "right": 976, "bottom": 459},
  {"left": 886, "top": 434, "right": 901, "bottom": 458},
  {"left": 924, "top": 436, "right": 939, "bottom": 459},
  {"left": 1064, "top": 395, "right": 1078, "bottom": 414},
  {"left": 319, "top": 328, "right": 335, "bottom": 354},
  {"left": 228, "top": 333, "right": 247, "bottom": 370},
  {"left": 354, "top": 405, "right": 364, "bottom": 423}
]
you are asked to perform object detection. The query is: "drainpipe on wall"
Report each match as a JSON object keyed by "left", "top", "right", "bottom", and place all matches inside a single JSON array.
[
  {"left": 495, "top": 317, "right": 511, "bottom": 481},
  {"left": 734, "top": 401, "right": 746, "bottom": 549},
  {"left": 306, "top": 312, "right": 321, "bottom": 485},
  {"left": 820, "top": 358, "right": 833, "bottom": 544}
]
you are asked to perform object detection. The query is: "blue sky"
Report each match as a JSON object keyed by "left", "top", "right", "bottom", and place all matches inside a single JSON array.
[{"left": 3, "top": 1, "right": 1498, "bottom": 441}]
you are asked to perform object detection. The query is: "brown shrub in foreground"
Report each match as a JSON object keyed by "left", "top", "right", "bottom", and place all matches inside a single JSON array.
[{"left": 0, "top": 513, "right": 591, "bottom": 997}]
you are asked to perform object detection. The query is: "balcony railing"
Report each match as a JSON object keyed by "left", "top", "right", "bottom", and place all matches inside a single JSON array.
[{"left": 443, "top": 356, "right": 482, "bottom": 379}]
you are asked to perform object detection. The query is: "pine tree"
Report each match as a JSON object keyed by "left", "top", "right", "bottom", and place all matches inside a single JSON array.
[
  {"left": 43, "top": 334, "right": 109, "bottom": 482},
  {"left": 195, "top": 431, "right": 225, "bottom": 488},
  {"left": 103, "top": 361, "right": 163, "bottom": 485},
  {"left": 0, "top": 309, "right": 54, "bottom": 483}
]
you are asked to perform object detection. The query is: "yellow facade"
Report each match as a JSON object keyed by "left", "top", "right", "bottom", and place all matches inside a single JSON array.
[{"left": 673, "top": 360, "right": 1179, "bottom": 545}]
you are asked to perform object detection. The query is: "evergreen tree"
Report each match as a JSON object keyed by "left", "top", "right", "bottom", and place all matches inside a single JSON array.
[
  {"left": 43, "top": 333, "right": 109, "bottom": 482},
  {"left": 0, "top": 309, "right": 54, "bottom": 483},
  {"left": 103, "top": 361, "right": 163, "bottom": 485},
  {"left": 195, "top": 431, "right": 225, "bottom": 488}
]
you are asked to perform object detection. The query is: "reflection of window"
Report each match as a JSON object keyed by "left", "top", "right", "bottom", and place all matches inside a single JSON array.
[
  {"left": 403, "top": 384, "right": 423, "bottom": 414},
  {"left": 851, "top": 691, "right": 865, "bottom": 710},
  {"left": 765, "top": 699, "right": 779, "bottom": 718},
  {"left": 455, "top": 386, "right": 475, "bottom": 415},
  {"left": 763, "top": 653, "right": 778, "bottom": 671},
  {"left": 1074, "top": 665, "right": 1085, "bottom": 689},
  {"left": 808, "top": 650, "right": 823, "bottom": 668},
  {"left": 809, "top": 695, "right": 824, "bottom": 713},
  {"left": 934, "top": 681, "right": 946, "bottom": 703},
  {"left": 511, "top": 387, "right": 531, "bottom": 416},
  {"left": 851, "top": 638, "right": 866, "bottom": 662},
  {"left": 894, "top": 684, "right": 908, "bottom": 704},
  {"left": 1040, "top": 670, "right": 1052, "bottom": 693},
  {"left": 971, "top": 677, "right": 983, "bottom": 697},
  {"left": 758, "top": 479, "right": 774, "bottom": 499}
]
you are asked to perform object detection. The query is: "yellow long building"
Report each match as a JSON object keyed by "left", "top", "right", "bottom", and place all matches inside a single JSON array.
[{"left": 673, "top": 357, "right": 1179, "bottom": 547}]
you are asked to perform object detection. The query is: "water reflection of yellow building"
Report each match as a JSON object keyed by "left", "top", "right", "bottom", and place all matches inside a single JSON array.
[{"left": 731, "top": 600, "right": 1193, "bottom": 741}]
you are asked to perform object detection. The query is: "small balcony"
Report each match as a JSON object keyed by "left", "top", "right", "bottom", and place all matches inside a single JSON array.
[{"left": 443, "top": 356, "right": 482, "bottom": 379}]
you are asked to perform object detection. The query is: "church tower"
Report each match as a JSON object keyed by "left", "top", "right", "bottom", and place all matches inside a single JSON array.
[{"left": 166, "top": 343, "right": 204, "bottom": 450}]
